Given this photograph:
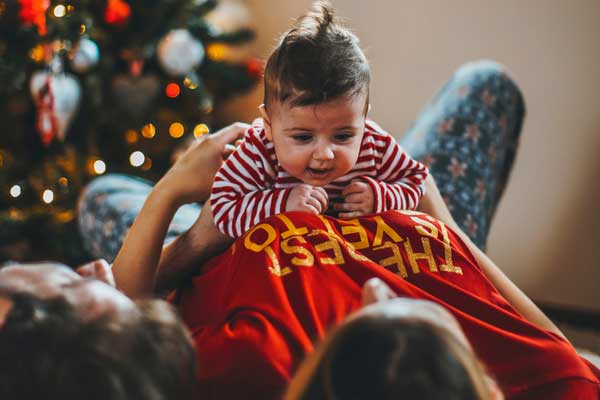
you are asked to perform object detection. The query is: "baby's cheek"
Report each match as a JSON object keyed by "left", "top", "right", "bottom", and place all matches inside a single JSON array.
[{"left": 339, "top": 149, "right": 359, "bottom": 172}]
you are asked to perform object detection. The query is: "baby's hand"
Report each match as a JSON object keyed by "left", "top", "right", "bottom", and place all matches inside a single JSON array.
[
  {"left": 335, "top": 179, "right": 374, "bottom": 219},
  {"left": 286, "top": 184, "right": 329, "bottom": 214}
]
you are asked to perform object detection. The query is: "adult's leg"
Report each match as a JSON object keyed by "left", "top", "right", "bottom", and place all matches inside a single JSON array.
[
  {"left": 401, "top": 60, "right": 525, "bottom": 249},
  {"left": 78, "top": 174, "right": 201, "bottom": 262}
]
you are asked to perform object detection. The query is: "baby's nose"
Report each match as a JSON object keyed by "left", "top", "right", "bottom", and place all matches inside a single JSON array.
[{"left": 313, "top": 145, "right": 334, "bottom": 161}]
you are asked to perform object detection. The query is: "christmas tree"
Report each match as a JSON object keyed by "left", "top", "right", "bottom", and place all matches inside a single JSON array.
[{"left": 0, "top": 0, "right": 260, "bottom": 263}]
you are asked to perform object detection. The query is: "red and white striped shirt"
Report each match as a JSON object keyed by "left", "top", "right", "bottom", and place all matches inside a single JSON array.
[{"left": 210, "top": 118, "right": 428, "bottom": 238}]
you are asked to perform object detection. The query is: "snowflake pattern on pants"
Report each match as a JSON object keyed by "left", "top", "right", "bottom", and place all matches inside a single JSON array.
[{"left": 401, "top": 60, "right": 524, "bottom": 249}]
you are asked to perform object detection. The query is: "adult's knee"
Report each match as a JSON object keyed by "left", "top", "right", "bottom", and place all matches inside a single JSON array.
[
  {"left": 81, "top": 173, "right": 152, "bottom": 200},
  {"left": 453, "top": 59, "right": 526, "bottom": 113}
]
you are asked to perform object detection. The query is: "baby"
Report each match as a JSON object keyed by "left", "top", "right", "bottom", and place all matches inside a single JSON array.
[{"left": 210, "top": 2, "right": 428, "bottom": 238}]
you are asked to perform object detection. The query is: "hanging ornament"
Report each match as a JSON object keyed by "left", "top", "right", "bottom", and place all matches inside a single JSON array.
[
  {"left": 204, "top": 1, "right": 251, "bottom": 33},
  {"left": 29, "top": 59, "right": 81, "bottom": 146},
  {"left": 70, "top": 37, "right": 99, "bottom": 73},
  {"left": 104, "top": 0, "right": 131, "bottom": 26},
  {"left": 18, "top": 0, "right": 50, "bottom": 35},
  {"left": 111, "top": 74, "right": 160, "bottom": 118},
  {"left": 245, "top": 58, "right": 263, "bottom": 80},
  {"left": 157, "top": 29, "right": 204, "bottom": 76}
]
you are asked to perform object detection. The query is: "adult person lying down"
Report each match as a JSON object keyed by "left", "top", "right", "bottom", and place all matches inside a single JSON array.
[
  {"left": 0, "top": 261, "right": 196, "bottom": 400},
  {"left": 101, "top": 128, "right": 598, "bottom": 398}
]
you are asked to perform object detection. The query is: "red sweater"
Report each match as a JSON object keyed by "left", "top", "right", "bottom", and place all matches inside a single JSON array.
[{"left": 176, "top": 211, "right": 600, "bottom": 399}]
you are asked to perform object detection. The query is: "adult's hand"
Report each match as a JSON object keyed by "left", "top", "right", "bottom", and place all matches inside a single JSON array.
[
  {"left": 155, "top": 122, "right": 249, "bottom": 207},
  {"left": 361, "top": 277, "right": 397, "bottom": 306},
  {"left": 76, "top": 259, "right": 116, "bottom": 288}
]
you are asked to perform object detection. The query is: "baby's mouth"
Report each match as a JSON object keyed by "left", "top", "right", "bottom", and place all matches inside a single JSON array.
[{"left": 307, "top": 167, "right": 333, "bottom": 177}]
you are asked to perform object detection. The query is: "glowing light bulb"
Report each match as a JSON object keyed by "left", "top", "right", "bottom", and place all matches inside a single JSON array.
[
  {"left": 141, "top": 123, "right": 156, "bottom": 138},
  {"left": 42, "top": 189, "right": 54, "bottom": 204},
  {"left": 54, "top": 5, "right": 66, "bottom": 17},
  {"left": 169, "top": 122, "right": 185, "bottom": 138},
  {"left": 193, "top": 123, "right": 209, "bottom": 138},
  {"left": 183, "top": 77, "right": 198, "bottom": 90},
  {"left": 93, "top": 159, "right": 106, "bottom": 174},
  {"left": 165, "top": 83, "right": 180, "bottom": 98},
  {"left": 130, "top": 151, "right": 145, "bottom": 167},
  {"left": 9, "top": 185, "right": 21, "bottom": 198},
  {"left": 141, "top": 157, "right": 152, "bottom": 171},
  {"left": 207, "top": 43, "right": 228, "bottom": 62},
  {"left": 125, "top": 129, "right": 139, "bottom": 144}
]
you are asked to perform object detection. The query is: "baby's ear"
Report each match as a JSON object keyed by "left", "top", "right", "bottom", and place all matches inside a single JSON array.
[{"left": 258, "top": 104, "right": 273, "bottom": 140}]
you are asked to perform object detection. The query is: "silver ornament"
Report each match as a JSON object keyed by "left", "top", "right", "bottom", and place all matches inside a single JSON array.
[
  {"left": 71, "top": 37, "right": 100, "bottom": 73},
  {"left": 157, "top": 29, "right": 204, "bottom": 76}
]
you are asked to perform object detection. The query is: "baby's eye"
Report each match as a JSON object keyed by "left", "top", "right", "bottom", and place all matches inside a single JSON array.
[
  {"left": 292, "top": 134, "right": 313, "bottom": 143},
  {"left": 334, "top": 133, "right": 355, "bottom": 142}
]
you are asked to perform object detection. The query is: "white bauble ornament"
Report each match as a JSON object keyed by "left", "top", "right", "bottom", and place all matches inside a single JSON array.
[
  {"left": 205, "top": 1, "right": 251, "bottom": 33},
  {"left": 71, "top": 37, "right": 100, "bottom": 73},
  {"left": 157, "top": 29, "right": 204, "bottom": 76},
  {"left": 30, "top": 71, "right": 81, "bottom": 145}
]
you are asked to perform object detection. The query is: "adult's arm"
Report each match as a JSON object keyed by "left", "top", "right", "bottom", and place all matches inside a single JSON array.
[
  {"left": 111, "top": 123, "right": 247, "bottom": 299},
  {"left": 417, "top": 175, "right": 568, "bottom": 341}
]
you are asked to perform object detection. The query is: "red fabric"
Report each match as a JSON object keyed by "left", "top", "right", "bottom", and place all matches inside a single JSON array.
[{"left": 176, "top": 211, "right": 600, "bottom": 399}]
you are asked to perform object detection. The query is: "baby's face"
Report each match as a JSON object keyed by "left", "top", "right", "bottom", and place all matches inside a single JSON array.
[{"left": 261, "top": 93, "right": 367, "bottom": 186}]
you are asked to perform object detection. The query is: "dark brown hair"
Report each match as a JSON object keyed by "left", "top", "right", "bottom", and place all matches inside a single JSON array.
[
  {"left": 0, "top": 293, "right": 196, "bottom": 400},
  {"left": 286, "top": 316, "right": 496, "bottom": 400},
  {"left": 263, "top": 1, "right": 370, "bottom": 110}
]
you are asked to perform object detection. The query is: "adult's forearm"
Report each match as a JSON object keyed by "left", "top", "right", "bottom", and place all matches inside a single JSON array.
[
  {"left": 112, "top": 182, "right": 179, "bottom": 299},
  {"left": 155, "top": 202, "right": 234, "bottom": 294},
  {"left": 418, "top": 175, "right": 567, "bottom": 341}
]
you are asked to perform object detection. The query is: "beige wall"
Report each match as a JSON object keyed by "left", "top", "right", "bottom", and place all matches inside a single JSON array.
[{"left": 221, "top": 0, "right": 600, "bottom": 310}]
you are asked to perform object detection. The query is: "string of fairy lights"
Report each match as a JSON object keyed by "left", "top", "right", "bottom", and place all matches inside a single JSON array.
[
  {"left": 1, "top": 0, "right": 260, "bottom": 221},
  {"left": 0, "top": 4, "right": 255, "bottom": 209},
  {"left": 5, "top": 121, "right": 211, "bottom": 206}
]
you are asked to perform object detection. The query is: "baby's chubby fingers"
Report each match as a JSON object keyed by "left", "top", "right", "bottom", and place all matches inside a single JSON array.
[
  {"left": 341, "top": 179, "right": 369, "bottom": 197},
  {"left": 333, "top": 202, "right": 357, "bottom": 211},
  {"left": 305, "top": 195, "right": 324, "bottom": 214},
  {"left": 340, "top": 192, "right": 366, "bottom": 204},
  {"left": 286, "top": 184, "right": 328, "bottom": 214},
  {"left": 310, "top": 186, "right": 329, "bottom": 212}
]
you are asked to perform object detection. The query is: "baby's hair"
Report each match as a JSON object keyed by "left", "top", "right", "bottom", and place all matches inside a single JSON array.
[{"left": 263, "top": 1, "right": 370, "bottom": 110}]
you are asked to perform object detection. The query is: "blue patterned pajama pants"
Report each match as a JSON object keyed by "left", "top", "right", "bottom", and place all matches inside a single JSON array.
[{"left": 78, "top": 60, "right": 525, "bottom": 262}]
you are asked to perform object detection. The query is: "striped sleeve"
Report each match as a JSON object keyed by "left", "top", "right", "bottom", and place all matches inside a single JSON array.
[
  {"left": 361, "top": 125, "right": 429, "bottom": 212},
  {"left": 210, "top": 127, "right": 291, "bottom": 238}
]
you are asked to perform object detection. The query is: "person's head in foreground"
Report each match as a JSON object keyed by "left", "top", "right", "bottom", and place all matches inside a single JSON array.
[
  {"left": 0, "top": 262, "right": 195, "bottom": 400},
  {"left": 259, "top": 1, "right": 371, "bottom": 187},
  {"left": 286, "top": 278, "right": 503, "bottom": 400}
]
